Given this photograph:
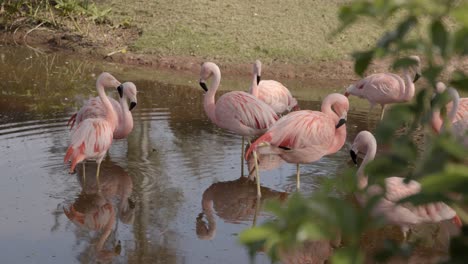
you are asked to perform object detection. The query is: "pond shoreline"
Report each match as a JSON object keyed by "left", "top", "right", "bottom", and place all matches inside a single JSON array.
[{"left": 1, "top": 27, "right": 391, "bottom": 82}]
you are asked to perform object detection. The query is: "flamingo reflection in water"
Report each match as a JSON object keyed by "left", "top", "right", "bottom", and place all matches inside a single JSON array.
[
  {"left": 196, "top": 160, "right": 288, "bottom": 240},
  {"left": 63, "top": 161, "right": 134, "bottom": 262}
]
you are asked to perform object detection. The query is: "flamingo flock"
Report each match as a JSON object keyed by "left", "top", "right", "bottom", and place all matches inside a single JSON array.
[{"left": 63, "top": 56, "right": 465, "bottom": 246}]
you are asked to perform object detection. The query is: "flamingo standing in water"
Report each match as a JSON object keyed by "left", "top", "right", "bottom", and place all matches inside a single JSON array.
[
  {"left": 344, "top": 55, "right": 421, "bottom": 120},
  {"left": 68, "top": 82, "right": 138, "bottom": 139},
  {"left": 431, "top": 82, "right": 468, "bottom": 138},
  {"left": 245, "top": 93, "right": 349, "bottom": 190},
  {"left": 64, "top": 72, "right": 121, "bottom": 183},
  {"left": 250, "top": 60, "right": 299, "bottom": 114},
  {"left": 199, "top": 62, "right": 278, "bottom": 197},
  {"left": 350, "top": 130, "right": 462, "bottom": 240}
]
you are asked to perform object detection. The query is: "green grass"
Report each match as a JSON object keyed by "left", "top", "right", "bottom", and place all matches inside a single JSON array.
[{"left": 100, "top": 0, "right": 387, "bottom": 63}]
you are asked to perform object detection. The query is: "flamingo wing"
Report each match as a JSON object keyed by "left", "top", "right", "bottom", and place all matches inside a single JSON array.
[
  {"left": 71, "top": 97, "right": 121, "bottom": 129},
  {"left": 270, "top": 111, "right": 335, "bottom": 149},
  {"left": 381, "top": 177, "right": 456, "bottom": 222},
  {"left": 258, "top": 80, "right": 296, "bottom": 113},
  {"left": 349, "top": 73, "right": 403, "bottom": 104},
  {"left": 216, "top": 91, "right": 278, "bottom": 131},
  {"left": 64, "top": 118, "right": 114, "bottom": 171}
]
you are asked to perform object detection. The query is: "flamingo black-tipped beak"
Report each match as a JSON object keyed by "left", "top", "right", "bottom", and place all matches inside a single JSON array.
[
  {"left": 199, "top": 81, "right": 208, "bottom": 92},
  {"left": 257, "top": 75, "right": 261, "bottom": 85},
  {"left": 413, "top": 73, "right": 421, "bottom": 83},
  {"left": 129, "top": 102, "right": 137, "bottom": 111},
  {"left": 117, "top": 84, "right": 124, "bottom": 98},
  {"left": 336, "top": 118, "right": 346, "bottom": 129},
  {"left": 350, "top": 150, "right": 358, "bottom": 165}
]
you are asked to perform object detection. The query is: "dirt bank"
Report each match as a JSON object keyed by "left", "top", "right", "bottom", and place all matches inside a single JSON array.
[
  {"left": 1, "top": 26, "right": 466, "bottom": 83},
  {"left": 0, "top": 27, "right": 366, "bottom": 81}
]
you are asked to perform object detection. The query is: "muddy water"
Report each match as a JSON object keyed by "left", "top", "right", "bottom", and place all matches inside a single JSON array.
[{"left": 0, "top": 46, "right": 456, "bottom": 263}]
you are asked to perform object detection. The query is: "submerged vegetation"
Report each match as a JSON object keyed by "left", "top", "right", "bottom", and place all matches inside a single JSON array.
[{"left": 241, "top": 0, "right": 468, "bottom": 262}]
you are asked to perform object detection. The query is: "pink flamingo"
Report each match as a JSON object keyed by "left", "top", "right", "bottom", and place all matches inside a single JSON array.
[
  {"left": 245, "top": 93, "right": 349, "bottom": 189},
  {"left": 431, "top": 82, "right": 468, "bottom": 135},
  {"left": 64, "top": 72, "right": 121, "bottom": 182},
  {"left": 68, "top": 81, "right": 138, "bottom": 139},
  {"left": 250, "top": 60, "right": 299, "bottom": 114},
  {"left": 350, "top": 130, "right": 462, "bottom": 240},
  {"left": 344, "top": 55, "right": 421, "bottom": 120},
  {"left": 199, "top": 62, "right": 278, "bottom": 197}
]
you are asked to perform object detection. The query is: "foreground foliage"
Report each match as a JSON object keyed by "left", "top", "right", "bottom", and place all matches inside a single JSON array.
[{"left": 241, "top": 0, "right": 468, "bottom": 262}]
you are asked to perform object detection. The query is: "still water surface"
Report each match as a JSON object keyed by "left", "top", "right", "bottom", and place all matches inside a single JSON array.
[{"left": 0, "top": 47, "right": 456, "bottom": 263}]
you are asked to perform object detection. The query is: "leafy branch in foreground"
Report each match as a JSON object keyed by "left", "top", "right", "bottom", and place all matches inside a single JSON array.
[{"left": 241, "top": 0, "right": 468, "bottom": 262}]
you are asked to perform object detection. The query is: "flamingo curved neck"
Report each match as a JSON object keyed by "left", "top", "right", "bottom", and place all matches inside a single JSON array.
[
  {"left": 320, "top": 100, "right": 339, "bottom": 122},
  {"left": 431, "top": 88, "right": 460, "bottom": 132},
  {"left": 447, "top": 88, "right": 460, "bottom": 123},
  {"left": 118, "top": 96, "right": 134, "bottom": 137},
  {"left": 357, "top": 142, "right": 376, "bottom": 190},
  {"left": 204, "top": 67, "right": 221, "bottom": 124},
  {"left": 401, "top": 69, "right": 415, "bottom": 102},
  {"left": 327, "top": 126, "right": 346, "bottom": 154},
  {"left": 97, "top": 82, "right": 117, "bottom": 128}
]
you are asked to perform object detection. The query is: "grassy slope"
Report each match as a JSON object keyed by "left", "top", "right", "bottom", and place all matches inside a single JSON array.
[{"left": 102, "top": 0, "right": 384, "bottom": 63}]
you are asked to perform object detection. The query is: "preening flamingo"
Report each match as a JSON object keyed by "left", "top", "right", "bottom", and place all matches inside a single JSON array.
[
  {"left": 64, "top": 72, "right": 121, "bottom": 183},
  {"left": 199, "top": 62, "right": 278, "bottom": 197},
  {"left": 345, "top": 55, "right": 421, "bottom": 120},
  {"left": 68, "top": 81, "right": 138, "bottom": 139},
  {"left": 350, "top": 130, "right": 462, "bottom": 240},
  {"left": 250, "top": 60, "right": 299, "bottom": 114},
  {"left": 245, "top": 93, "right": 349, "bottom": 190},
  {"left": 431, "top": 82, "right": 468, "bottom": 142}
]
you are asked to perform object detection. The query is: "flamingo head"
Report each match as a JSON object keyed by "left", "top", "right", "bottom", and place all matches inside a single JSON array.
[
  {"left": 344, "top": 84, "right": 355, "bottom": 97},
  {"left": 119, "top": 82, "right": 138, "bottom": 111},
  {"left": 350, "top": 130, "right": 376, "bottom": 165},
  {"left": 350, "top": 149, "right": 358, "bottom": 165},
  {"left": 199, "top": 62, "right": 218, "bottom": 92},
  {"left": 98, "top": 72, "right": 121, "bottom": 89},
  {"left": 254, "top": 60, "right": 262, "bottom": 84},
  {"left": 409, "top": 55, "right": 421, "bottom": 83},
  {"left": 330, "top": 94, "right": 349, "bottom": 128},
  {"left": 436, "top": 82, "right": 447, "bottom": 93}
]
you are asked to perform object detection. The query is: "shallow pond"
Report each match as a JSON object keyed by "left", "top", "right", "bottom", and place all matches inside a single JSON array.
[{"left": 0, "top": 46, "right": 457, "bottom": 263}]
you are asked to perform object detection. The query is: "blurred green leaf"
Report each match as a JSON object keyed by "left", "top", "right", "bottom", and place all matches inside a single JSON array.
[
  {"left": 453, "top": 27, "right": 468, "bottom": 55},
  {"left": 450, "top": 71, "right": 468, "bottom": 92},
  {"left": 331, "top": 247, "right": 363, "bottom": 264},
  {"left": 377, "top": 16, "right": 417, "bottom": 49},
  {"left": 239, "top": 226, "right": 273, "bottom": 244},
  {"left": 420, "top": 163, "right": 468, "bottom": 193},
  {"left": 392, "top": 56, "right": 419, "bottom": 70},
  {"left": 297, "top": 222, "right": 327, "bottom": 241},
  {"left": 451, "top": 3, "right": 468, "bottom": 27},
  {"left": 353, "top": 50, "right": 374, "bottom": 76},
  {"left": 422, "top": 66, "right": 443, "bottom": 86},
  {"left": 431, "top": 20, "right": 449, "bottom": 56}
]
